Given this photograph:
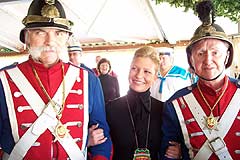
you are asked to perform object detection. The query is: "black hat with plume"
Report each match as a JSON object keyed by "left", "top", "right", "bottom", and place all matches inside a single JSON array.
[{"left": 186, "top": 0, "right": 233, "bottom": 69}]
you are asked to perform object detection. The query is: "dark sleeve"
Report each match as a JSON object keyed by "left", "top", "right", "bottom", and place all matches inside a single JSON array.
[
  {"left": 0, "top": 77, "right": 15, "bottom": 154},
  {"left": 114, "top": 77, "right": 120, "bottom": 98},
  {"left": 88, "top": 72, "right": 112, "bottom": 159},
  {"left": 0, "top": 62, "right": 18, "bottom": 71},
  {"left": 160, "top": 101, "right": 190, "bottom": 160}
]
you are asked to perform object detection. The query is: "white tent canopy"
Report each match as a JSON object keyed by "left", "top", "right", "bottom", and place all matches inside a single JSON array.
[{"left": 0, "top": 0, "right": 239, "bottom": 52}]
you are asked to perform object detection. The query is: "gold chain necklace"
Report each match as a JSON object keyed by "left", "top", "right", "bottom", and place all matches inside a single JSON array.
[
  {"left": 32, "top": 64, "right": 68, "bottom": 139},
  {"left": 197, "top": 82, "right": 227, "bottom": 130}
]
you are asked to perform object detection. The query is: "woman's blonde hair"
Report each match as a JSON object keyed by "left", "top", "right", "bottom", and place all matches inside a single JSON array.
[{"left": 133, "top": 46, "right": 160, "bottom": 73}]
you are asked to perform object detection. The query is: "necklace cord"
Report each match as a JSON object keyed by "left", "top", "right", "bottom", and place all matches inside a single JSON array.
[
  {"left": 31, "top": 64, "right": 66, "bottom": 120},
  {"left": 126, "top": 96, "right": 151, "bottom": 148},
  {"left": 197, "top": 82, "right": 227, "bottom": 113}
]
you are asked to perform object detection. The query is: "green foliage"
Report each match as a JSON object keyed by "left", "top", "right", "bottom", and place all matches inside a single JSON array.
[
  {"left": 0, "top": 48, "right": 13, "bottom": 53},
  {"left": 155, "top": 0, "right": 240, "bottom": 22}
]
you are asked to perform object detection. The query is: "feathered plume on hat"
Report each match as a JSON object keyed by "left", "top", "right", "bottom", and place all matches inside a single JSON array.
[{"left": 196, "top": 0, "right": 215, "bottom": 26}]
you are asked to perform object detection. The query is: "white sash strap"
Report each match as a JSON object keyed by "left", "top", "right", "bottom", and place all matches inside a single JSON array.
[
  {"left": 2, "top": 152, "right": 10, "bottom": 160},
  {"left": 9, "top": 105, "right": 57, "bottom": 159},
  {"left": 82, "top": 69, "right": 89, "bottom": 151},
  {"left": 183, "top": 94, "right": 213, "bottom": 159},
  {"left": 195, "top": 138, "right": 229, "bottom": 160},
  {"left": 183, "top": 89, "right": 240, "bottom": 160},
  {"left": 6, "top": 66, "right": 86, "bottom": 160}
]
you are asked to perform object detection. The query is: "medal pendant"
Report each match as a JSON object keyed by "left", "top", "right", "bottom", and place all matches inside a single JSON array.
[
  {"left": 133, "top": 148, "right": 151, "bottom": 160},
  {"left": 206, "top": 113, "right": 217, "bottom": 130},
  {"left": 55, "top": 123, "right": 67, "bottom": 139}
]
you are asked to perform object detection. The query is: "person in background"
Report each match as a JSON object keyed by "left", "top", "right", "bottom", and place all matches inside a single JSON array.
[
  {"left": 161, "top": 1, "right": 240, "bottom": 159},
  {"left": 0, "top": 0, "right": 111, "bottom": 159},
  {"left": 234, "top": 65, "right": 240, "bottom": 79},
  {"left": 98, "top": 58, "right": 120, "bottom": 104},
  {"left": 188, "top": 67, "right": 198, "bottom": 84},
  {"left": 92, "top": 55, "right": 102, "bottom": 76},
  {"left": 150, "top": 47, "right": 192, "bottom": 102},
  {"left": 93, "top": 55, "right": 118, "bottom": 77},
  {"left": 67, "top": 36, "right": 94, "bottom": 73},
  {"left": 108, "top": 66, "right": 118, "bottom": 78},
  {"left": 106, "top": 46, "right": 181, "bottom": 160}
]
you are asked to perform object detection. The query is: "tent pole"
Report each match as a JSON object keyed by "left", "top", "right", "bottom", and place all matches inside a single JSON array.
[
  {"left": 143, "top": 0, "right": 169, "bottom": 43},
  {"left": 86, "top": 0, "right": 109, "bottom": 34},
  {"left": 238, "top": 22, "right": 240, "bottom": 34}
]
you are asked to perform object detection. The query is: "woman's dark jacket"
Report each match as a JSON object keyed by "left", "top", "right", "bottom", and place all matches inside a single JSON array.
[
  {"left": 106, "top": 88, "right": 163, "bottom": 160},
  {"left": 99, "top": 74, "right": 120, "bottom": 104}
]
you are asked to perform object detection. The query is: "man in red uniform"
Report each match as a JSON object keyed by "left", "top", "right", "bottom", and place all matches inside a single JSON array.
[
  {"left": 0, "top": 0, "right": 111, "bottom": 159},
  {"left": 161, "top": 0, "right": 240, "bottom": 159}
]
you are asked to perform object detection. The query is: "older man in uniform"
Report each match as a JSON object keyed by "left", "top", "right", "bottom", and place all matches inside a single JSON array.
[
  {"left": 161, "top": 0, "right": 240, "bottom": 159},
  {"left": 0, "top": 0, "right": 111, "bottom": 159}
]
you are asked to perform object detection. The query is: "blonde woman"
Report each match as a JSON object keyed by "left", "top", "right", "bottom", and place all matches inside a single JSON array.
[{"left": 106, "top": 46, "right": 181, "bottom": 160}]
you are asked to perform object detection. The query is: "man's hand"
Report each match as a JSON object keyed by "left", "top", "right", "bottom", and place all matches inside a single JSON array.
[
  {"left": 165, "top": 141, "right": 182, "bottom": 159},
  {"left": 87, "top": 124, "right": 107, "bottom": 147}
]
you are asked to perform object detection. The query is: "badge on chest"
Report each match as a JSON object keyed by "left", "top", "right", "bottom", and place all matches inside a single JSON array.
[{"left": 133, "top": 148, "right": 151, "bottom": 160}]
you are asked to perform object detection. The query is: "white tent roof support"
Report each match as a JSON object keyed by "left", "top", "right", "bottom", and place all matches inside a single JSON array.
[
  {"left": 238, "top": 22, "right": 240, "bottom": 33},
  {"left": 85, "top": 0, "right": 109, "bottom": 35},
  {"left": 142, "top": 0, "right": 168, "bottom": 42},
  {"left": 0, "top": 0, "right": 238, "bottom": 51}
]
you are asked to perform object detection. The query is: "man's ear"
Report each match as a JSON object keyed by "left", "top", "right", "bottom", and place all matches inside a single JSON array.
[
  {"left": 224, "top": 51, "right": 230, "bottom": 65},
  {"left": 189, "top": 56, "right": 194, "bottom": 69},
  {"left": 24, "top": 30, "right": 30, "bottom": 45}
]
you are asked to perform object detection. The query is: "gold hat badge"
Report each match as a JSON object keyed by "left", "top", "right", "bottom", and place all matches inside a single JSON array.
[{"left": 41, "top": 0, "right": 60, "bottom": 18}]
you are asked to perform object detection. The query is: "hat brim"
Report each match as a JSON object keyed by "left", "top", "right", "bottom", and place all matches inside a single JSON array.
[{"left": 20, "top": 22, "right": 72, "bottom": 43}]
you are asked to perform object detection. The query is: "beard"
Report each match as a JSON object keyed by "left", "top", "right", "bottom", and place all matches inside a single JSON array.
[{"left": 28, "top": 46, "right": 43, "bottom": 60}]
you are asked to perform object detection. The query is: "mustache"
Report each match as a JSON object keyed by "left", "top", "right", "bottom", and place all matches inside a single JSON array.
[
  {"left": 28, "top": 46, "right": 57, "bottom": 60},
  {"left": 31, "top": 46, "right": 57, "bottom": 52},
  {"left": 28, "top": 45, "right": 68, "bottom": 62}
]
